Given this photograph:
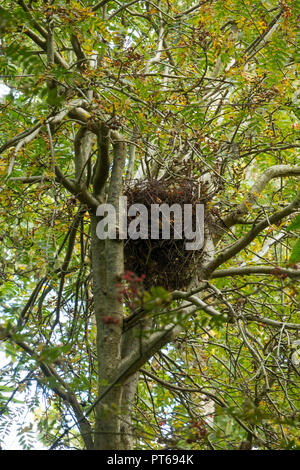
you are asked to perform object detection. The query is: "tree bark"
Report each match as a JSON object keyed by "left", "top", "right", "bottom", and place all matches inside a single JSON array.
[{"left": 91, "top": 136, "right": 128, "bottom": 449}]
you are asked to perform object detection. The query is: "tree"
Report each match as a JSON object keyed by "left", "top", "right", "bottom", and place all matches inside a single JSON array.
[{"left": 0, "top": 0, "right": 299, "bottom": 450}]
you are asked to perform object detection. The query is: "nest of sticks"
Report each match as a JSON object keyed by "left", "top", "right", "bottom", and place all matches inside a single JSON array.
[{"left": 123, "top": 179, "right": 211, "bottom": 291}]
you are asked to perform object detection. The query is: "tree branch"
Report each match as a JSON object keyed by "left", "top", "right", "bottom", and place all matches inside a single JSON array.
[
  {"left": 55, "top": 165, "right": 100, "bottom": 209},
  {"left": 24, "top": 28, "right": 69, "bottom": 69},
  {"left": 85, "top": 323, "right": 182, "bottom": 417},
  {"left": 108, "top": 0, "right": 141, "bottom": 20},
  {"left": 16, "top": 0, "right": 48, "bottom": 38},
  {"left": 70, "top": 34, "right": 87, "bottom": 68},
  {"left": 205, "top": 192, "right": 300, "bottom": 276},
  {"left": 221, "top": 165, "right": 300, "bottom": 232},
  {"left": 211, "top": 266, "right": 300, "bottom": 279},
  {"left": 0, "top": 99, "right": 87, "bottom": 156},
  {"left": 91, "top": 0, "right": 113, "bottom": 12},
  {"left": 92, "top": 123, "right": 110, "bottom": 198},
  {"left": 140, "top": 368, "right": 225, "bottom": 405},
  {"left": 244, "top": 315, "right": 300, "bottom": 331},
  {"left": 0, "top": 326, "right": 94, "bottom": 449},
  {"left": 172, "top": 291, "right": 222, "bottom": 317}
]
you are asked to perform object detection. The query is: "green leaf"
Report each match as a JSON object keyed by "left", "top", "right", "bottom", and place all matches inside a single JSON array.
[
  {"left": 143, "top": 286, "right": 172, "bottom": 311},
  {"left": 289, "top": 238, "right": 300, "bottom": 263},
  {"left": 287, "top": 213, "right": 300, "bottom": 231}
]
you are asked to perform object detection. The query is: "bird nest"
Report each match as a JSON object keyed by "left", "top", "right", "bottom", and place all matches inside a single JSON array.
[{"left": 123, "top": 179, "right": 210, "bottom": 291}]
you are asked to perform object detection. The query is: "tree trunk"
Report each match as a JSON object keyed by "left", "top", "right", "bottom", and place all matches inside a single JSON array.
[{"left": 91, "top": 138, "right": 130, "bottom": 450}]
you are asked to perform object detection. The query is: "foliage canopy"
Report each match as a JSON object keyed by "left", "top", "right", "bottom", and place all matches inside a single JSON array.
[{"left": 0, "top": 0, "right": 299, "bottom": 450}]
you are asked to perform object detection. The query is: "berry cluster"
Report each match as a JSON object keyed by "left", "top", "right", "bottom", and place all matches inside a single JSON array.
[
  {"left": 281, "top": 0, "right": 294, "bottom": 18},
  {"left": 186, "top": 419, "right": 207, "bottom": 443}
]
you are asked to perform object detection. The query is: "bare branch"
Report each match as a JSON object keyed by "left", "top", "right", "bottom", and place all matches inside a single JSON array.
[
  {"left": 211, "top": 266, "right": 300, "bottom": 279},
  {"left": 141, "top": 368, "right": 225, "bottom": 404},
  {"left": 245, "top": 316, "right": 300, "bottom": 331},
  {"left": 172, "top": 291, "right": 222, "bottom": 317}
]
